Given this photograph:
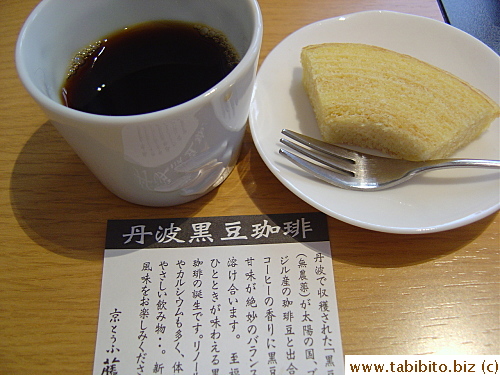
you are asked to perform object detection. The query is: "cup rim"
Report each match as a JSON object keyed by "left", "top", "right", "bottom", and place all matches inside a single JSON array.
[{"left": 15, "top": 0, "right": 263, "bottom": 125}]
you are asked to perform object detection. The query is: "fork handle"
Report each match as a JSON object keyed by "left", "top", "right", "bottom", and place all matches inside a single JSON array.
[{"left": 418, "top": 159, "right": 500, "bottom": 171}]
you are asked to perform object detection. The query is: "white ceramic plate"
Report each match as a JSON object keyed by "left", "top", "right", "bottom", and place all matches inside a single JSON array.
[{"left": 249, "top": 10, "right": 499, "bottom": 234}]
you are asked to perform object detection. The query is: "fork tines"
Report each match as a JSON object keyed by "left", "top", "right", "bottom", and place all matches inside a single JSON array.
[{"left": 279, "top": 129, "right": 356, "bottom": 176}]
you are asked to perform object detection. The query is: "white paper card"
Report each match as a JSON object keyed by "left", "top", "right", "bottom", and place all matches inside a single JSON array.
[{"left": 94, "top": 213, "right": 343, "bottom": 375}]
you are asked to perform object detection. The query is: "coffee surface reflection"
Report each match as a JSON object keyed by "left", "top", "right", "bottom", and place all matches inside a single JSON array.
[{"left": 61, "top": 20, "right": 240, "bottom": 116}]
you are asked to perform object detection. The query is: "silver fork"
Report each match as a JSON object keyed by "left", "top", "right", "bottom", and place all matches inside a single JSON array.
[{"left": 279, "top": 129, "right": 500, "bottom": 191}]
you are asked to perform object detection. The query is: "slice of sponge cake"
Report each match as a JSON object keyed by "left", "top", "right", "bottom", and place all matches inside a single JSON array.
[{"left": 301, "top": 43, "right": 499, "bottom": 161}]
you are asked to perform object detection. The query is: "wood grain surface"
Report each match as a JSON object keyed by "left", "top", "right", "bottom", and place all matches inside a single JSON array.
[{"left": 0, "top": 0, "right": 498, "bottom": 373}]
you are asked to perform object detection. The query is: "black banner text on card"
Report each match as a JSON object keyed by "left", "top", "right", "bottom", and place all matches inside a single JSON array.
[{"left": 105, "top": 212, "right": 329, "bottom": 249}]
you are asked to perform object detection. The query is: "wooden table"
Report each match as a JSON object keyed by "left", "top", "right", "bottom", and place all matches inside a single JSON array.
[{"left": 1, "top": 0, "right": 498, "bottom": 373}]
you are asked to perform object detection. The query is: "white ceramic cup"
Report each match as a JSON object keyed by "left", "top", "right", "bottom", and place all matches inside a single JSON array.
[{"left": 16, "top": 0, "right": 262, "bottom": 206}]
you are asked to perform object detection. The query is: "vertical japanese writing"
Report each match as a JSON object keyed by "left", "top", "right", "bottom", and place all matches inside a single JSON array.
[
  {"left": 314, "top": 252, "right": 336, "bottom": 374},
  {"left": 297, "top": 252, "right": 316, "bottom": 373},
  {"left": 173, "top": 259, "right": 186, "bottom": 373},
  {"left": 210, "top": 258, "right": 221, "bottom": 374},
  {"left": 192, "top": 257, "right": 204, "bottom": 375},
  {"left": 153, "top": 260, "right": 169, "bottom": 373},
  {"left": 100, "top": 308, "right": 122, "bottom": 375},
  {"left": 227, "top": 255, "right": 240, "bottom": 374},
  {"left": 281, "top": 254, "right": 298, "bottom": 375},
  {"left": 264, "top": 256, "right": 276, "bottom": 375},
  {"left": 244, "top": 256, "right": 258, "bottom": 374},
  {"left": 137, "top": 262, "right": 152, "bottom": 373},
  {"left": 97, "top": 213, "right": 341, "bottom": 375}
]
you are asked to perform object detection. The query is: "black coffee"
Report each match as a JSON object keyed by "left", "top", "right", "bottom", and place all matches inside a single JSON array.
[{"left": 61, "top": 21, "right": 240, "bottom": 116}]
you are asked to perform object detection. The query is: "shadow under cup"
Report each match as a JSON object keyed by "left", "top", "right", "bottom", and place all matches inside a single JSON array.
[{"left": 16, "top": 0, "right": 263, "bottom": 206}]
